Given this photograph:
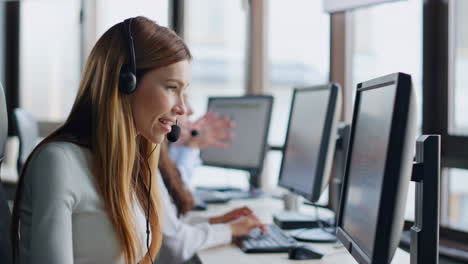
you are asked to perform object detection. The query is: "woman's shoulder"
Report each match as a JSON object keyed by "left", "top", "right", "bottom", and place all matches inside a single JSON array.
[
  {"left": 32, "top": 141, "right": 90, "bottom": 163},
  {"left": 23, "top": 141, "right": 95, "bottom": 202},
  {"left": 26, "top": 141, "right": 92, "bottom": 181},
  {"left": 19, "top": 141, "right": 91, "bottom": 207},
  {"left": 36, "top": 140, "right": 87, "bottom": 152}
]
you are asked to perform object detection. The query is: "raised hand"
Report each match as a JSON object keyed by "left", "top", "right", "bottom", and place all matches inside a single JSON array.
[{"left": 177, "top": 111, "right": 236, "bottom": 149}]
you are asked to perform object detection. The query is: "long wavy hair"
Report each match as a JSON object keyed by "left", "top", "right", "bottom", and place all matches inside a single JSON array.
[{"left": 10, "top": 16, "right": 192, "bottom": 264}]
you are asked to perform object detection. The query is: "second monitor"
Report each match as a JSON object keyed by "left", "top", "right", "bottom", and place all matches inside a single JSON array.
[
  {"left": 274, "top": 83, "right": 341, "bottom": 242},
  {"left": 200, "top": 95, "right": 274, "bottom": 189},
  {"left": 279, "top": 84, "right": 341, "bottom": 202}
]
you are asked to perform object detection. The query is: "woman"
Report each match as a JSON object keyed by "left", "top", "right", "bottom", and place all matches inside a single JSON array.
[
  {"left": 10, "top": 16, "right": 190, "bottom": 264},
  {"left": 157, "top": 99, "right": 266, "bottom": 264}
]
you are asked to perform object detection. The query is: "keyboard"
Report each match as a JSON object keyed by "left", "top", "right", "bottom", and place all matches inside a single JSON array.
[
  {"left": 196, "top": 186, "right": 244, "bottom": 192},
  {"left": 195, "top": 186, "right": 264, "bottom": 200},
  {"left": 193, "top": 190, "right": 231, "bottom": 204},
  {"left": 235, "top": 224, "right": 298, "bottom": 253}
]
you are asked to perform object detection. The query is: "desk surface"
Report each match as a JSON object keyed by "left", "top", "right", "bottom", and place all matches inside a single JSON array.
[{"left": 192, "top": 196, "right": 410, "bottom": 264}]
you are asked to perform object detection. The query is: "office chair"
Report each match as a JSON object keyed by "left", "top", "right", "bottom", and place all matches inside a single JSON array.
[
  {"left": 13, "top": 108, "right": 39, "bottom": 175},
  {"left": 0, "top": 84, "right": 13, "bottom": 263}
]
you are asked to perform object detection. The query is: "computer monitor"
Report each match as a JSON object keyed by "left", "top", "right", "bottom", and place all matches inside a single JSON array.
[
  {"left": 278, "top": 84, "right": 342, "bottom": 203},
  {"left": 200, "top": 95, "right": 273, "bottom": 188},
  {"left": 336, "top": 72, "right": 417, "bottom": 264}
]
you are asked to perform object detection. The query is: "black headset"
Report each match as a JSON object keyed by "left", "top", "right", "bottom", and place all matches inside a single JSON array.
[{"left": 119, "top": 18, "right": 138, "bottom": 94}]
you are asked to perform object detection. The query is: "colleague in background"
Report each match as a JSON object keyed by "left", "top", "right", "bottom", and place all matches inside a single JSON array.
[
  {"left": 157, "top": 99, "right": 266, "bottom": 264},
  {"left": 157, "top": 142, "right": 266, "bottom": 264},
  {"left": 10, "top": 16, "right": 190, "bottom": 264},
  {"left": 169, "top": 96, "right": 235, "bottom": 185}
]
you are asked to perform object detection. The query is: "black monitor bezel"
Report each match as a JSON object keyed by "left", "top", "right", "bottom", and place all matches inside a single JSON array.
[
  {"left": 200, "top": 95, "right": 274, "bottom": 177},
  {"left": 278, "top": 83, "right": 339, "bottom": 203},
  {"left": 336, "top": 72, "right": 412, "bottom": 264}
]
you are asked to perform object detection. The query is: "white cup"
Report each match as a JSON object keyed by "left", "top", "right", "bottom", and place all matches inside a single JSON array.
[{"left": 283, "top": 192, "right": 300, "bottom": 212}]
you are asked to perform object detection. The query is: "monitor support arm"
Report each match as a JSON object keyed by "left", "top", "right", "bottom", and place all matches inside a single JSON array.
[
  {"left": 331, "top": 123, "right": 351, "bottom": 217},
  {"left": 410, "top": 135, "right": 440, "bottom": 264}
]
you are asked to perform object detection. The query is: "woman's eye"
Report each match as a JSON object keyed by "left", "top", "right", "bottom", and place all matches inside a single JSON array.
[{"left": 166, "top": 85, "right": 178, "bottom": 90}]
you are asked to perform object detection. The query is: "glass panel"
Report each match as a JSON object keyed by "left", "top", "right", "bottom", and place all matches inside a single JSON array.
[
  {"left": 351, "top": 0, "right": 422, "bottom": 221},
  {"left": 267, "top": 0, "right": 330, "bottom": 146},
  {"left": 447, "top": 169, "right": 468, "bottom": 232},
  {"left": 96, "top": 0, "right": 169, "bottom": 37},
  {"left": 263, "top": 151, "right": 283, "bottom": 191},
  {"left": 450, "top": 0, "right": 468, "bottom": 135},
  {"left": 404, "top": 182, "right": 416, "bottom": 221},
  {"left": 184, "top": 0, "right": 248, "bottom": 187},
  {"left": 184, "top": 0, "right": 247, "bottom": 118},
  {"left": 351, "top": 0, "right": 422, "bottom": 131},
  {"left": 20, "top": 0, "right": 81, "bottom": 121}
]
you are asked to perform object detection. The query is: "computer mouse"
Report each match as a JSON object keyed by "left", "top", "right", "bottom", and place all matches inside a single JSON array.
[{"left": 288, "top": 245, "right": 323, "bottom": 260}]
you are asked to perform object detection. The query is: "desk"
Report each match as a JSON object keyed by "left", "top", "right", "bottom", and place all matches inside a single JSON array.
[{"left": 192, "top": 196, "right": 410, "bottom": 264}]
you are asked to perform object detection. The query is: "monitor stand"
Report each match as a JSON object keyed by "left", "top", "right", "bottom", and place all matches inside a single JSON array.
[
  {"left": 290, "top": 227, "right": 337, "bottom": 243},
  {"left": 273, "top": 192, "right": 335, "bottom": 243},
  {"left": 273, "top": 211, "right": 328, "bottom": 230},
  {"left": 274, "top": 212, "right": 336, "bottom": 243},
  {"left": 410, "top": 135, "right": 440, "bottom": 264},
  {"left": 273, "top": 193, "right": 332, "bottom": 229}
]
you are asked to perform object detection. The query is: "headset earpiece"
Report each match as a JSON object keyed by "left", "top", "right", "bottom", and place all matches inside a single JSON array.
[
  {"left": 119, "top": 18, "right": 137, "bottom": 94},
  {"left": 119, "top": 65, "right": 137, "bottom": 94}
]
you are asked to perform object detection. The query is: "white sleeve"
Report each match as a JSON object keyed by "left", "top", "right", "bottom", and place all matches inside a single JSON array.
[
  {"left": 181, "top": 213, "right": 212, "bottom": 225},
  {"left": 157, "top": 173, "right": 231, "bottom": 263},
  {"left": 26, "top": 144, "right": 78, "bottom": 264},
  {"left": 168, "top": 145, "right": 202, "bottom": 185}
]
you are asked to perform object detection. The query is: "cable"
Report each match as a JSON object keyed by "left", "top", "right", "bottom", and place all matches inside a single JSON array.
[
  {"left": 313, "top": 203, "right": 336, "bottom": 235},
  {"left": 143, "top": 145, "right": 158, "bottom": 262},
  {"left": 290, "top": 203, "right": 336, "bottom": 240}
]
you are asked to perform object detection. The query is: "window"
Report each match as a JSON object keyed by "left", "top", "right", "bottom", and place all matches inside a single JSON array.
[
  {"left": 351, "top": 0, "right": 423, "bottom": 129},
  {"left": 96, "top": 0, "right": 169, "bottom": 38},
  {"left": 265, "top": 0, "right": 330, "bottom": 189},
  {"left": 267, "top": 0, "right": 330, "bottom": 146},
  {"left": 20, "top": 0, "right": 171, "bottom": 122},
  {"left": 349, "top": 0, "right": 423, "bottom": 221},
  {"left": 439, "top": 0, "right": 468, "bottom": 234},
  {"left": 20, "top": 0, "right": 81, "bottom": 121},
  {"left": 184, "top": 0, "right": 247, "bottom": 118},
  {"left": 449, "top": 0, "right": 468, "bottom": 136},
  {"left": 184, "top": 0, "right": 248, "bottom": 188},
  {"left": 448, "top": 169, "right": 468, "bottom": 232}
]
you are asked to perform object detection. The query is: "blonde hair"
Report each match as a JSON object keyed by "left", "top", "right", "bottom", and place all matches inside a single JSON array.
[{"left": 11, "top": 16, "right": 192, "bottom": 264}]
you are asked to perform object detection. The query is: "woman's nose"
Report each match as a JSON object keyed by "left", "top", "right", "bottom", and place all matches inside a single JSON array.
[{"left": 173, "top": 99, "right": 187, "bottom": 116}]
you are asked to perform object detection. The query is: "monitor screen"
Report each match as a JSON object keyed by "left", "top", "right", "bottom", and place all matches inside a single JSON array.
[
  {"left": 340, "top": 84, "right": 397, "bottom": 257},
  {"left": 200, "top": 96, "right": 273, "bottom": 171},
  {"left": 279, "top": 85, "right": 340, "bottom": 202}
]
